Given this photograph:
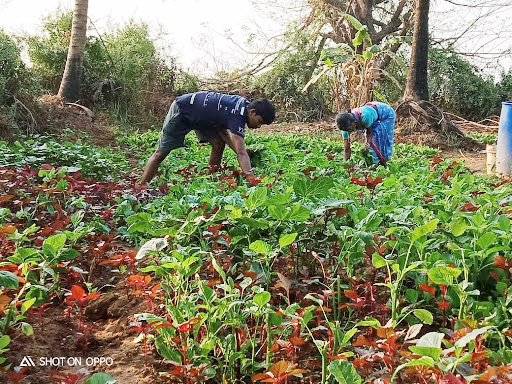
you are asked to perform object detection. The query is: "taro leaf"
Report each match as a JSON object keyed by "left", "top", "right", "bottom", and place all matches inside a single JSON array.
[
  {"left": 328, "top": 360, "right": 362, "bottom": 384},
  {"left": 279, "top": 233, "right": 297, "bottom": 248},
  {"left": 293, "top": 176, "right": 334, "bottom": 201},
  {"left": 42, "top": 233, "right": 67, "bottom": 257},
  {"left": 409, "top": 332, "right": 444, "bottom": 360},
  {"left": 0, "top": 271, "right": 18, "bottom": 289},
  {"left": 246, "top": 187, "right": 268, "bottom": 211},
  {"left": 85, "top": 372, "right": 116, "bottom": 384},
  {"left": 410, "top": 219, "right": 439, "bottom": 243},
  {"left": 477, "top": 232, "right": 496, "bottom": 250},
  {"left": 391, "top": 356, "right": 435, "bottom": 380},
  {"left": 135, "top": 237, "right": 168, "bottom": 260},
  {"left": 413, "top": 309, "right": 433, "bottom": 325},
  {"left": 454, "top": 326, "right": 493, "bottom": 349},
  {"left": 428, "top": 266, "right": 461, "bottom": 285},
  {"left": 451, "top": 220, "right": 467, "bottom": 237},
  {"left": 249, "top": 240, "right": 272, "bottom": 256},
  {"left": 253, "top": 291, "right": 271, "bottom": 307}
]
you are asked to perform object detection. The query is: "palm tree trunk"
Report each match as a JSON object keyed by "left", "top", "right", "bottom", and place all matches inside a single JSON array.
[
  {"left": 404, "top": 0, "right": 429, "bottom": 101},
  {"left": 57, "top": 0, "right": 89, "bottom": 102}
]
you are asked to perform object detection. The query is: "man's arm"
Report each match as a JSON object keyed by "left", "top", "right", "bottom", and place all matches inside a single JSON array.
[{"left": 217, "top": 129, "right": 252, "bottom": 175}]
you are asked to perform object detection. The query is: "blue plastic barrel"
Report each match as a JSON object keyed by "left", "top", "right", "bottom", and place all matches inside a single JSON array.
[{"left": 496, "top": 101, "right": 512, "bottom": 175}]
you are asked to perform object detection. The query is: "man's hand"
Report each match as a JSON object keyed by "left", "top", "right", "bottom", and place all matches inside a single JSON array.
[{"left": 245, "top": 173, "right": 263, "bottom": 186}]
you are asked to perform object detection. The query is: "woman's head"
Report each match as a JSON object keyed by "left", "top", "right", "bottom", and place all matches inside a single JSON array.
[{"left": 336, "top": 112, "right": 357, "bottom": 132}]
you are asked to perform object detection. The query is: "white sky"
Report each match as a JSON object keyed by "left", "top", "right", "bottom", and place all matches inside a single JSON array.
[{"left": 0, "top": 0, "right": 510, "bottom": 75}]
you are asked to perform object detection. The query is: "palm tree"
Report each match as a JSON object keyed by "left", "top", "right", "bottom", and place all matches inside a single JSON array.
[
  {"left": 404, "top": 0, "right": 429, "bottom": 101},
  {"left": 57, "top": 0, "right": 89, "bottom": 102}
]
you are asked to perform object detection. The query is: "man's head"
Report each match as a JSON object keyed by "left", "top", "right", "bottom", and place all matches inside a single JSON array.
[
  {"left": 336, "top": 112, "right": 358, "bottom": 133},
  {"left": 247, "top": 98, "right": 275, "bottom": 129}
]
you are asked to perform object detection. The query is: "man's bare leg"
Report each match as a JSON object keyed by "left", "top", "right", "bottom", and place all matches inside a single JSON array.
[
  {"left": 209, "top": 138, "right": 226, "bottom": 171},
  {"left": 140, "top": 149, "right": 168, "bottom": 185}
]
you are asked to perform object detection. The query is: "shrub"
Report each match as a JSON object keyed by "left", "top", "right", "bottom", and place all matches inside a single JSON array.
[
  {"left": 428, "top": 48, "right": 501, "bottom": 120},
  {"left": 0, "top": 31, "right": 25, "bottom": 105}
]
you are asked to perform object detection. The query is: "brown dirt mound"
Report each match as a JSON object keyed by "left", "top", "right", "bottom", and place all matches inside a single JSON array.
[{"left": 395, "top": 100, "right": 484, "bottom": 151}]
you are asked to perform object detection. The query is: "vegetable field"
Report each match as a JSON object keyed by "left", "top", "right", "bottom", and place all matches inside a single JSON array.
[{"left": 1, "top": 132, "right": 512, "bottom": 384}]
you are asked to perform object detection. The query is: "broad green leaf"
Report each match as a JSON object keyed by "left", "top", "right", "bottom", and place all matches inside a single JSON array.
[
  {"left": 85, "top": 373, "right": 116, "bottom": 384},
  {"left": 293, "top": 176, "right": 334, "bottom": 201},
  {"left": 42, "top": 233, "right": 67, "bottom": 256},
  {"left": 339, "top": 12, "right": 363, "bottom": 30},
  {"left": 406, "top": 289, "right": 419, "bottom": 303},
  {"left": 391, "top": 357, "right": 435, "bottom": 380},
  {"left": 477, "top": 232, "right": 496, "bottom": 250},
  {"left": 279, "top": 233, "right": 297, "bottom": 248},
  {"left": 269, "top": 204, "right": 310, "bottom": 222},
  {"left": 246, "top": 187, "right": 268, "bottom": 211},
  {"left": 328, "top": 360, "right": 362, "bottom": 384},
  {"left": 428, "top": 266, "right": 461, "bottom": 285},
  {"left": 409, "top": 332, "right": 444, "bottom": 360},
  {"left": 0, "top": 271, "right": 18, "bottom": 289},
  {"left": 21, "top": 322, "right": 34, "bottom": 336},
  {"left": 249, "top": 240, "right": 272, "bottom": 256},
  {"left": 355, "top": 317, "right": 381, "bottom": 329},
  {"left": 498, "top": 215, "right": 511, "bottom": 232},
  {"left": 253, "top": 291, "right": 271, "bottom": 307},
  {"left": 0, "top": 335, "right": 10, "bottom": 349},
  {"left": 21, "top": 298, "right": 36, "bottom": 315},
  {"left": 155, "top": 336, "right": 182, "bottom": 363},
  {"left": 451, "top": 220, "right": 467, "bottom": 237},
  {"left": 411, "top": 219, "right": 439, "bottom": 243},
  {"left": 372, "top": 254, "right": 387, "bottom": 268},
  {"left": 352, "top": 26, "right": 370, "bottom": 47},
  {"left": 413, "top": 309, "right": 433, "bottom": 325}
]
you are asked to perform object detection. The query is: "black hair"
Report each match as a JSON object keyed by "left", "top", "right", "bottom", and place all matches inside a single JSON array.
[
  {"left": 247, "top": 98, "right": 276, "bottom": 125},
  {"left": 336, "top": 112, "right": 357, "bottom": 131}
]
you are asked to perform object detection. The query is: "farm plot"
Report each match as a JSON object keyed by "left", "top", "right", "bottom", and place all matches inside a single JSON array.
[{"left": 1, "top": 133, "right": 512, "bottom": 383}]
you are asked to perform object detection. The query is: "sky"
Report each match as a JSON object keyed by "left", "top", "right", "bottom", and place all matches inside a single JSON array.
[
  {"left": 0, "top": 0, "right": 285, "bottom": 74},
  {"left": 0, "top": 0, "right": 510, "bottom": 75}
]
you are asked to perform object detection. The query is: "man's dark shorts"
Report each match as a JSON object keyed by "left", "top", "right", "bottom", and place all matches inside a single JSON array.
[{"left": 157, "top": 101, "right": 218, "bottom": 155}]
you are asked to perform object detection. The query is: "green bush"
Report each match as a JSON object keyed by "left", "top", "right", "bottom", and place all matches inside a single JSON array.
[
  {"left": 0, "top": 31, "right": 25, "bottom": 105},
  {"left": 26, "top": 9, "right": 183, "bottom": 122},
  {"left": 428, "top": 48, "right": 502, "bottom": 120}
]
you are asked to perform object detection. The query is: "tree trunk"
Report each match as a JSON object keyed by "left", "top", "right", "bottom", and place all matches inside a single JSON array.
[
  {"left": 404, "top": 0, "right": 429, "bottom": 101},
  {"left": 57, "top": 0, "right": 89, "bottom": 102}
]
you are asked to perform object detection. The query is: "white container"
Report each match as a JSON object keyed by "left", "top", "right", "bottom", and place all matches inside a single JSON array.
[{"left": 496, "top": 101, "right": 512, "bottom": 176}]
